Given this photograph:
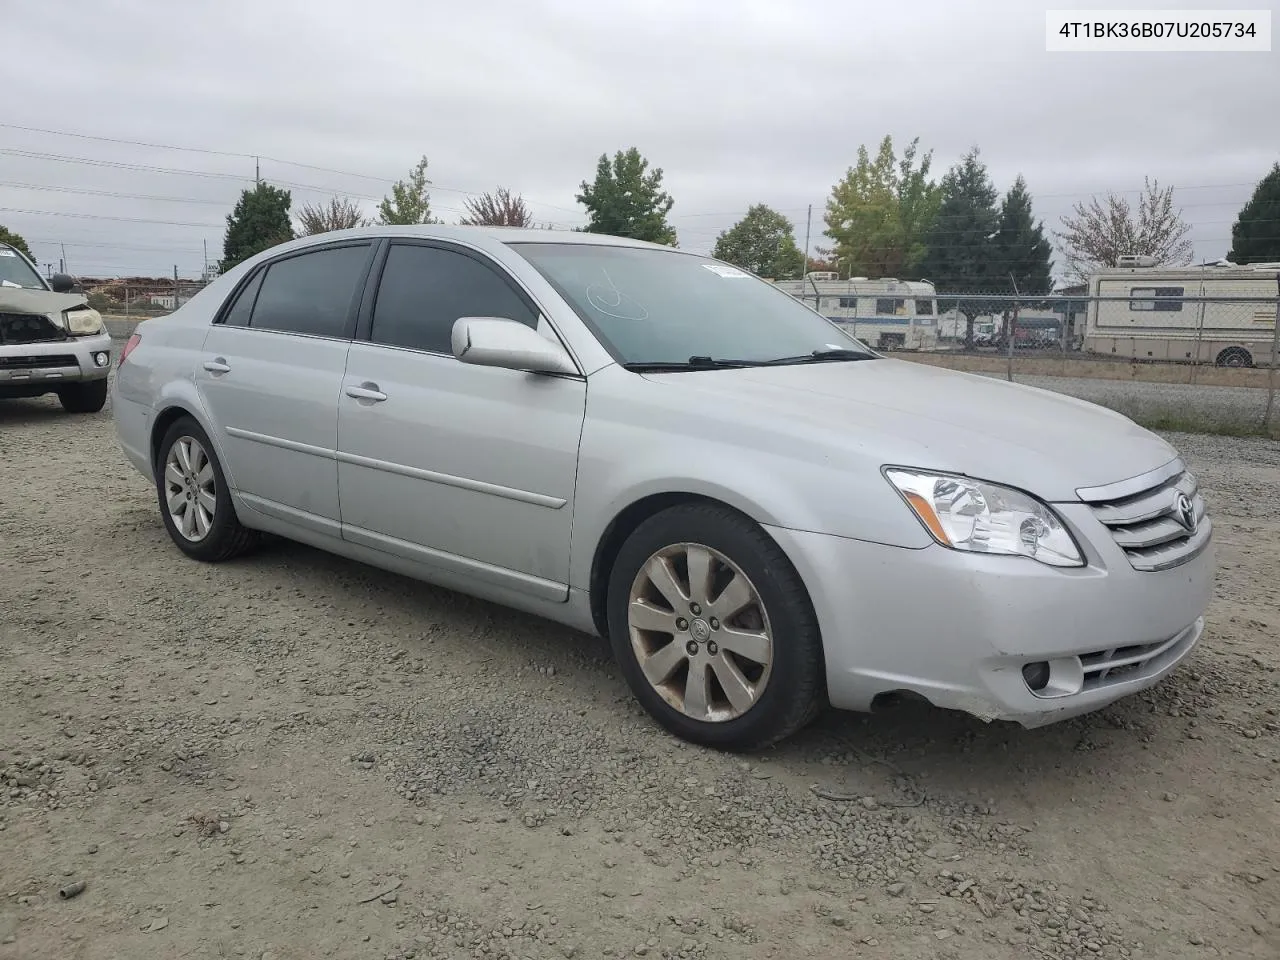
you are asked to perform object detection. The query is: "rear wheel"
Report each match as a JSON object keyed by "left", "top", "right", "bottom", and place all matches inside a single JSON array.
[
  {"left": 57, "top": 379, "right": 108, "bottom": 413},
  {"left": 606, "top": 503, "right": 825, "bottom": 751},
  {"left": 155, "top": 417, "right": 260, "bottom": 562}
]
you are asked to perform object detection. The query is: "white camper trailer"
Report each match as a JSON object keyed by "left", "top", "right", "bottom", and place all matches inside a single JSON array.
[
  {"left": 769, "top": 275, "right": 939, "bottom": 351},
  {"left": 1084, "top": 258, "right": 1279, "bottom": 367}
]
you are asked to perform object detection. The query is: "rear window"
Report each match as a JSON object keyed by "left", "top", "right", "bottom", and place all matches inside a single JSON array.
[{"left": 247, "top": 244, "right": 372, "bottom": 338}]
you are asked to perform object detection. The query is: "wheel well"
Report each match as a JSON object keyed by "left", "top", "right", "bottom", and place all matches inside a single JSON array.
[
  {"left": 149, "top": 406, "right": 196, "bottom": 473},
  {"left": 1215, "top": 346, "right": 1253, "bottom": 367},
  {"left": 587, "top": 492, "right": 780, "bottom": 639}
]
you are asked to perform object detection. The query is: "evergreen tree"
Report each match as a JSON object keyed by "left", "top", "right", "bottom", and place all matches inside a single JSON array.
[
  {"left": 1228, "top": 162, "right": 1280, "bottom": 264},
  {"left": 222, "top": 182, "right": 294, "bottom": 272},
  {"left": 917, "top": 148, "right": 1001, "bottom": 346},
  {"left": 995, "top": 176, "right": 1054, "bottom": 296}
]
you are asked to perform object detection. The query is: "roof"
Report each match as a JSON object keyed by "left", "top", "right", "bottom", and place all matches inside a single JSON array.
[{"left": 282, "top": 224, "right": 675, "bottom": 252}]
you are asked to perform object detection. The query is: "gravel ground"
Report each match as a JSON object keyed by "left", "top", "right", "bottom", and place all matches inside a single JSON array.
[
  {"left": 2, "top": 374, "right": 1278, "bottom": 960},
  {"left": 983, "top": 373, "right": 1275, "bottom": 428}
]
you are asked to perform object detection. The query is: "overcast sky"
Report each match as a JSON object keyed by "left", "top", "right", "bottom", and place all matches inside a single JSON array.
[{"left": 1, "top": 0, "right": 1276, "bottom": 281}]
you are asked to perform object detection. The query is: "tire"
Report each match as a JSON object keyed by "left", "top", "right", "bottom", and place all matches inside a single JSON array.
[
  {"left": 155, "top": 416, "right": 260, "bottom": 562},
  {"left": 57, "top": 379, "right": 108, "bottom": 414},
  {"left": 1215, "top": 347, "right": 1252, "bottom": 368},
  {"left": 605, "top": 502, "right": 825, "bottom": 751}
]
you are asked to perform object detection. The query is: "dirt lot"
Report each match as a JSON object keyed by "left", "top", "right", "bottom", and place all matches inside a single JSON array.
[{"left": 2, "top": 386, "right": 1278, "bottom": 960}]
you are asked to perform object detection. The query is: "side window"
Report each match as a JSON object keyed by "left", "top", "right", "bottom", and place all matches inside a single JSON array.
[
  {"left": 220, "top": 269, "right": 264, "bottom": 327},
  {"left": 249, "top": 244, "right": 371, "bottom": 338},
  {"left": 370, "top": 244, "right": 538, "bottom": 354}
]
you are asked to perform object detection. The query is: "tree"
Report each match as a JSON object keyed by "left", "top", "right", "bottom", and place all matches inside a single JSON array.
[
  {"left": 1054, "top": 177, "right": 1193, "bottom": 280},
  {"left": 459, "top": 187, "right": 535, "bottom": 227},
  {"left": 822, "top": 135, "right": 940, "bottom": 278},
  {"left": 377, "top": 155, "right": 438, "bottom": 225},
  {"left": 995, "top": 176, "right": 1054, "bottom": 296},
  {"left": 222, "top": 182, "right": 294, "bottom": 272},
  {"left": 576, "top": 147, "right": 677, "bottom": 245},
  {"left": 296, "top": 196, "right": 370, "bottom": 235},
  {"left": 0, "top": 225, "right": 33, "bottom": 261},
  {"left": 712, "top": 204, "right": 804, "bottom": 279},
  {"left": 916, "top": 148, "right": 1002, "bottom": 347},
  {"left": 1228, "top": 162, "right": 1280, "bottom": 265}
]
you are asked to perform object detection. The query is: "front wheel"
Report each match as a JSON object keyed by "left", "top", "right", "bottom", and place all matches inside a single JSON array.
[
  {"left": 606, "top": 503, "right": 825, "bottom": 751},
  {"left": 155, "top": 417, "right": 260, "bottom": 562},
  {"left": 57, "top": 379, "right": 108, "bottom": 414}
]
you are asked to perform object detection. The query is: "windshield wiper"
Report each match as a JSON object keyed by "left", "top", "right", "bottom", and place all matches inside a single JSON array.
[
  {"left": 620, "top": 356, "right": 756, "bottom": 372},
  {"left": 755, "top": 348, "right": 875, "bottom": 365}
]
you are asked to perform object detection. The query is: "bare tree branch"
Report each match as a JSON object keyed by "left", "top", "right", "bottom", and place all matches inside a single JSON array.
[
  {"left": 297, "top": 196, "right": 370, "bottom": 235},
  {"left": 459, "top": 187, "right": 535, "bottom": 227},
  {"left": 1053, "top": 177, "right": 1193, "bottom": 281}
]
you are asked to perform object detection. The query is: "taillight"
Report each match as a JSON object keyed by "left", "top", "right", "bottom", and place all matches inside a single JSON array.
[{"left": 118, "top": 333, "right": 141, "bottom": 368}]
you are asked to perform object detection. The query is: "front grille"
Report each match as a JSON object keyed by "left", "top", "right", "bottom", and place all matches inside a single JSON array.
[
  {"left": 1078, "top": 620, "right": 1201, "bottom": 691},
  {"left": 0, "top": 354, "right": 78, "bottom": 370},
  {"left": 1078, "top": 459, "right": 1212, "bottom": 572},
  {"left": 0, "top": 311, "right": 66, "bottom": 345}
]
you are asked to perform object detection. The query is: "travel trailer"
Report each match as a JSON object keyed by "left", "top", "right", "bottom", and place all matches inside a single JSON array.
[
  {"left": 1084, "top": 258, "right": 1279, "bottom": 367},
  {"left": 770, "top": 274, "right": 939, "bottom": 351}
]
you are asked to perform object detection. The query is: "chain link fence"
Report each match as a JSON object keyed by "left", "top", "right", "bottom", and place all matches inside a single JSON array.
[
  {"left": 797, "top": 289, "right": 1280, "bottom": 438},
  {"left": 81, "top": 279, "right": 212, "bottom": 319}
]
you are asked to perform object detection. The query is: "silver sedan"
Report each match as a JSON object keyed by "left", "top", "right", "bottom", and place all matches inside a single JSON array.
[{"left": 112, "top": 226, "right": 1214, "bottom": 750}]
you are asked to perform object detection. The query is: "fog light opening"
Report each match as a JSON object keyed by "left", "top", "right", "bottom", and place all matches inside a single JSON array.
[
  {"left": 1022, "top": 661, "right": 1051, "bottom": 692},
  {"left": 93, "top": 352, "right": 109, "bottom": 367}
]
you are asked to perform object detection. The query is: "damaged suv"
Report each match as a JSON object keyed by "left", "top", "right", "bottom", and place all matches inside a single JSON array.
[{"left": 0, "top": 242, "right": 112, "bottom": 413}]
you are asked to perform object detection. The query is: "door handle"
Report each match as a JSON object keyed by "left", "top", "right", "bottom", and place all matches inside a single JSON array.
[
  {"left": 203, "top": 357, "right": 230, "bottom": 374},
  {"left": 345, "top": 381, "right": 387, "bottom": 402}
]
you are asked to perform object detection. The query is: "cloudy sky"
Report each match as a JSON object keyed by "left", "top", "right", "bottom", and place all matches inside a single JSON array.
[{"left": 1, "top": 0, "right": 1275, "bottom": 281}]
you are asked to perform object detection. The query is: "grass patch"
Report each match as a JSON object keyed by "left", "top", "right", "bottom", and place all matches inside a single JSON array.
[{"left": 1098, "top": 401, "right": 1279, "bottom": 440}]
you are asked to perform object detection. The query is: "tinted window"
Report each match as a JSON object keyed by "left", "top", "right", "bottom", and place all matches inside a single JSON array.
[
  {"left": 249, "top": 244, "right": 371, "bottom": 338},
  {"left": 221, "top": 269, "right": 264, "bottom": 327},
  {"left": 370, "top": 244, "right": 537, "bottom": 354},
  {"left": 876, "top": 298, "right": 906, "bottom": 315},
  {"left": 915, "top": 299, "right": 934, "bottom": 316},
  {"left": 838, "top": 297, "right": 857, "bottom": 309}
]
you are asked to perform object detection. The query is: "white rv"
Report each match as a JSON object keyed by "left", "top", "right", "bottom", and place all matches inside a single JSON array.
[
  {"left": 770, "top": 274, "right": 939, "bottom": 351},
  {"left": 1084, "top": 257, "right": 1279, "bottom": 367}
]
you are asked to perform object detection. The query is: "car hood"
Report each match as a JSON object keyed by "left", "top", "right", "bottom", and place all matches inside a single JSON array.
[
  {"left": 0, "top": 287, "right": 87, "bottom": 314},
  {"left": 641, "top": 358, "right": 1178, "bottom": 502}
]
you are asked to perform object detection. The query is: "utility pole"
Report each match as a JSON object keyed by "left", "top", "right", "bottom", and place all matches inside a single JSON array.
[
  {"left": 60, "top": 243, "right": 68, "bottom": 274},
  {"left": 255, "top": 156, "right": 260, "bottom": 184},
  {"left": 174, "top": 264, "right": 180, "bottom": 312},
  {"left": 801, "top": 204, "right": 812, "bottom": 282},
  {"left": 203, "top": 239, "right": 208, "bottom": 280}
]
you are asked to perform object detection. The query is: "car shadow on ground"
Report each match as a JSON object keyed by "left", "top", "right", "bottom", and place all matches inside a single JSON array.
[{"left": 226, "top": 533, "right": 1189, "bottom": 818}]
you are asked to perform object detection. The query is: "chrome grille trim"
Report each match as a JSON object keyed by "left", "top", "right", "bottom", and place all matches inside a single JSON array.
[{"left": 1079, "top": 459, "right": 1211, "bottom": 572}]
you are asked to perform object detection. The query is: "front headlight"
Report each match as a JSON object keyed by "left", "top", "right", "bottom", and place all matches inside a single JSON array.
[
  {"left": 62, "top": 307, "right": 104, "bottom": 336},
  {"left": 884, "top": 468, "right": 1084, "bottom": 567}
]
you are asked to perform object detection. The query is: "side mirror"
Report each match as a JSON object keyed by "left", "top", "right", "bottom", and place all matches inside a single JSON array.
[
  {"left": 50, "top": 273, "right": 77, "bottom": 293},
  {"left": 451, "top": 317, "right": 578, "bottom": 376}
]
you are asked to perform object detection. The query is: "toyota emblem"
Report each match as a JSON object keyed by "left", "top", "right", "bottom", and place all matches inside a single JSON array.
[{"left": 1174, "top": 493, "right": 1196, "bottom": 533}]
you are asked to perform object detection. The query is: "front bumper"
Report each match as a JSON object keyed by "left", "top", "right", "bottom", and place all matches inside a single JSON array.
[
  {"left": 0, "top": 331, "right": 113, "bottom": 392},
  {"left": 766, "top": 505, "right": 1214, "bottom": 727}
]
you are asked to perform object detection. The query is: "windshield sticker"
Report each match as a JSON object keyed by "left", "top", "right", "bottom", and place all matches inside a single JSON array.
[
  {"left": 0, "top": 249, "right": 17, "bottom": 257},
  {"left": 702, "top": 263, "right": 750, "bottom": 279},
  {"left": 586, "top": 268, "right": 650, "bottom": 322}
]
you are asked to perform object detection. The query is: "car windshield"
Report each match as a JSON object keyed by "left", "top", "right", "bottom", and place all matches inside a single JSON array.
[
  {"left": 0, "top": 247, "right": 48, "bottom": 290},
  {"left": 510, "top": 242, "right": 876, "bottom": 367}
]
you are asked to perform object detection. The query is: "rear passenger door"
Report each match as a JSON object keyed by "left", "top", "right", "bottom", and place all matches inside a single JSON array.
[{"left": 197, "top": 241, "right": 377, "bottom": 537}]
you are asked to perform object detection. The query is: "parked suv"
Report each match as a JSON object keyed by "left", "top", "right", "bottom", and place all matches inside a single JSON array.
[{"left": 1, "top": 242, "right": 112, "bottom": 413}]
